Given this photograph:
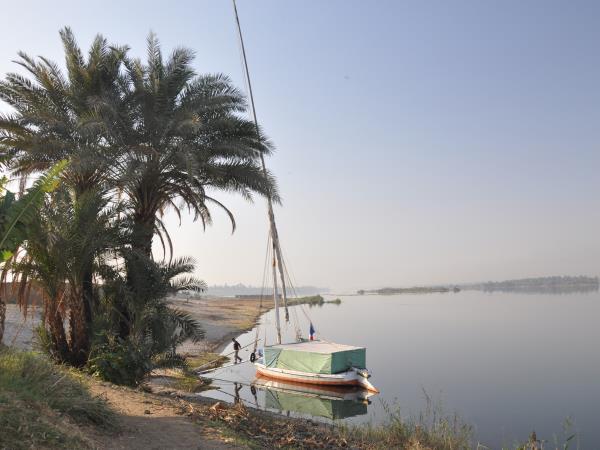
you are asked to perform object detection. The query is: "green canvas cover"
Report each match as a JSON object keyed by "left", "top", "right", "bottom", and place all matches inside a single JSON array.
[
  {"left": 264, "top": 388, "right": 367, "bottom": 420},
  {"left": 263, "top": 341, "right": 366, "bottom": 374}
]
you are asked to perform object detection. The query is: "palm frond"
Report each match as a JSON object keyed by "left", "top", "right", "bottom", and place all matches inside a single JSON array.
[{"left": 0, "top": 160, "right": 68, "bottom": 256}]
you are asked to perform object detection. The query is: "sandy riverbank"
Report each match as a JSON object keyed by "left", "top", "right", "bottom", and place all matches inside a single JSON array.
[
  {"left": 2, "top": 297, "right": 266, "bottom": 354},
  {"left": 4, "top": 295, "right": 336, "bottom": 362},
  {"left": 172, "top": 296, "right": 268, "bottom": 355},
  {"left": 172, "top": 294, "right": 339, "bottom": 355}
]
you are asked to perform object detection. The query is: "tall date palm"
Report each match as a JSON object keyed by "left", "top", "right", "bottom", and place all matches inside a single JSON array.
[
  {"left": 112, "top": 34, "right": 278, "bottom": 259},
  {"left": 105, "top": 35, "right": 279, "bottom": 338}
]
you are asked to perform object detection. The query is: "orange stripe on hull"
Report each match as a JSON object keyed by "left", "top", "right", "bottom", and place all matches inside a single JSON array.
[{"left": 256, "top": 366, "right": 361, "bottom": 387}]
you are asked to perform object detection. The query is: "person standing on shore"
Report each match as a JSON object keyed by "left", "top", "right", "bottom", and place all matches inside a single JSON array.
[{"left": 232, "top": 338, "right": 242, "bottom": 363}]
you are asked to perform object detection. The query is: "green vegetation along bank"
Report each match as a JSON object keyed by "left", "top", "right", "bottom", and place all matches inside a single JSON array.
[{"left": 357, "top": 287, "right": 460, "bottom": 295}]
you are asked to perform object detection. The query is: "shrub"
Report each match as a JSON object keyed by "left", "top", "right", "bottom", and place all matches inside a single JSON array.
[
  {"left": 87, "top": 254, "right": 204, "bottom": 386},
  {"left": 87, "top": 337, "right": 154, "bottom": 386}
]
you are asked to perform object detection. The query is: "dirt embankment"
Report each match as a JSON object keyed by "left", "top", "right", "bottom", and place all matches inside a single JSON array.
[
  {"left": 87, "top": 381, "right": 243, "bottom": 450},
  {"left": 4, "top": 297, "right": 353, "bottom": 449},
  {"left": 86, "top": 379, "right": 354, "bottom": 450}
]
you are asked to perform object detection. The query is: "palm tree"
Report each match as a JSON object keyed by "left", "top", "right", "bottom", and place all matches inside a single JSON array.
[
  {"left": 0, "top": 29, "right": 280, "bottom": 367},
  {"left": 11, "top": 186, "right": 121, "bottom": 365},
  {"left": 111, "top": 34, "right": 278, "bottom": 259},
  {"left": 0, "top": 28, "right": 127, "bottom": 352},
  {"left": 102, "top": 35, "right": 278, "bottom": 337},
  {"left": 0, "top": 161, "right": 66, "bottom": 344}
]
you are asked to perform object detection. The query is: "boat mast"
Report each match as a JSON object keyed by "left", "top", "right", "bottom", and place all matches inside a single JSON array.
[
  {"left": 232, "top": 0, "right": 289, "bottom": 344},
  {"left": 271, "top": 249, "right": 281, "bottom": 344}
]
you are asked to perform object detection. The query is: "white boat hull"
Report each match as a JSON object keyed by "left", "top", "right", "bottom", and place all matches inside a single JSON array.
[
  {"left": 255, "top": 362, "right": 379, "bottom": 393},
  {"left": 253, "top": 375, "right": 375, "bottom": 401}
]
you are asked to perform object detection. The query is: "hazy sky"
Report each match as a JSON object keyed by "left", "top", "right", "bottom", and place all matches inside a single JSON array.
[{"left": 1, "top": 1, "right": 599, "bottom": 290}]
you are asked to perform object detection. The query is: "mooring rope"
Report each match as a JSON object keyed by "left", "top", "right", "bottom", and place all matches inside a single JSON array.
[{"left": 193, "top": 339, "right": 261, "bottom": 373}]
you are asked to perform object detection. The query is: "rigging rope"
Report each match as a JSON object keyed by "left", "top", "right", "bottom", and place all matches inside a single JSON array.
[
  {"left": 270, "top": 240, "right": 304, "bottom": 339},
  {"left": 253, "top": 230, "right": 272, "bottom": 352},
  {"left": 280, "top": 245, "right": 336, "bottom": 342},
  {"left": 232, "top": 1, "right": 323, "bottom": 345},
  {"left": 280, "top": 246, "right": 315, "bottom": 327},
  {"left": 193, "top": 340, "right": 260, "bottom": 373},
  {"left": 232, "top": 0, "right": 291, "bottom": 339}
]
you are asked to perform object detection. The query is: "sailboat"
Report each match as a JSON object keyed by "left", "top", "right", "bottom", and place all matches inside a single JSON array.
[
  {"left": 255, "top": 341, "right": 378, "bottom": 392},
  {"left": 231, "top": 0, "right": 378, "bottom": 394}
]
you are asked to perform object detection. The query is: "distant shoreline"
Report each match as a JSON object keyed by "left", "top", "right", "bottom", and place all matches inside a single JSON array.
[
  {"left": 356, "top": 275, "right": 599, "bottom": 296},
  {"left": 357, "top": 286, "right": 460, "bottom": 295}
]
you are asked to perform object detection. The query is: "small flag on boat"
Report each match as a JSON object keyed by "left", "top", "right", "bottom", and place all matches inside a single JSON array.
[{"left": 309, "top": 322, "right": 315, "bottom": 340}]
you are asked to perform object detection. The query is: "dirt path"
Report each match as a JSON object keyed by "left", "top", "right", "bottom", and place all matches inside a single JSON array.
[{"left": 88, "top": 382, "right": 244, "bottom": 450}]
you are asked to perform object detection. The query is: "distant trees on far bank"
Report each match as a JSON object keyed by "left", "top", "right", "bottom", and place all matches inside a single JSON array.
[
  {"left": 356, "top": 276, "right": 599, "bottom": 296},
  {"left": 470, "top": 275, "right": 599, "bottom": 294}
]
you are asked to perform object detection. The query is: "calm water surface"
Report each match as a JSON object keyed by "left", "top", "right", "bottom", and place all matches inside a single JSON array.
[{"left": 201, "top": 291, "right": 600, "bottom": 448}]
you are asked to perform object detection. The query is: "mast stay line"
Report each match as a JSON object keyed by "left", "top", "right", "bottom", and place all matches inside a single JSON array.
[{"left": 232, "top": 0, "right": 289, "bottom": 344}]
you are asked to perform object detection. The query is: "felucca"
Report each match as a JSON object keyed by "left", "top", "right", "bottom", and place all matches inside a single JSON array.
[{"left": 231, "top": 0, "right": 379, "bottom": 394}]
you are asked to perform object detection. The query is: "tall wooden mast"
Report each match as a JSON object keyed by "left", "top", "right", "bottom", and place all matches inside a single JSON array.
[{"left": 232, "top": 0, "right": 289, "bottom": 344}]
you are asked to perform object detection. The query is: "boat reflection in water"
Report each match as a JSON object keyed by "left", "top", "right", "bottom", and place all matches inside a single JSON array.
[{"left": 248, "top": 376, "right": 373, "bottom": 421}]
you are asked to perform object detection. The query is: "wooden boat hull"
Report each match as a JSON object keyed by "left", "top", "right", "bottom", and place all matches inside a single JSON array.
[
  {"left": 255, "top": 363, "right": 379, "bottom": 393},
  {"left": 253, "top": 375, "right": 375, "bottom": 401}
]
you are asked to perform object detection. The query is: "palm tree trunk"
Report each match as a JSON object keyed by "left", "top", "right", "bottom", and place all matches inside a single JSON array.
[
  {"left": 0, "top": 298, "right": 5, "bottom": 345},
  {"left": 132, "top": 215, "right": 155, "bottom": 258},
  {"left": 74, "top": 188, "right": 97, "bottom": 329},
  {"left": 82, "top": 270, "right": 94, "bottom": 326},
  {"left": 68, "top": 293, "right": 89, "bottom": 366},
  {"left": 117, "top": 214, "right": 155, "bottom": 339},
  {"left": 47, "top": 305, "right": 68, "bottom": 361}
]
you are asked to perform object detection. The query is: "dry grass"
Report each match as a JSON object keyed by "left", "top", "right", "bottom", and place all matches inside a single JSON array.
[
  {"left": 339, "top": 397, "right": 472, "bottom": 450},
  {"left": 0, "top": 348, "right": 115, "bottom": 449}
]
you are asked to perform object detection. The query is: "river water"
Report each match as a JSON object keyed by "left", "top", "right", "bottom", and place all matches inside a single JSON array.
[{"left": 200, "top": 291, "right": 600, "bottom": 448}]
